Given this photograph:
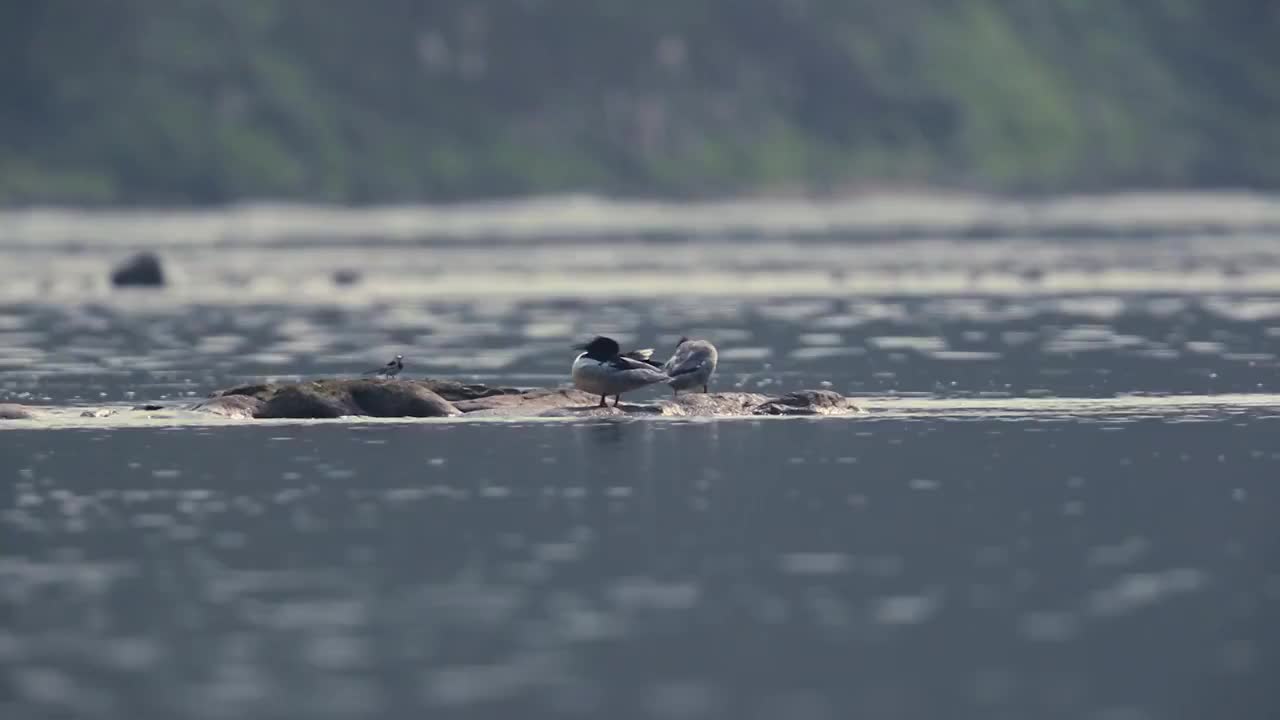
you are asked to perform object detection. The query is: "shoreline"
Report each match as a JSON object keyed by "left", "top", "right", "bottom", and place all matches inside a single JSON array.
[{"left": 3, "top": 190, "right": 1280, "bottom": 247}]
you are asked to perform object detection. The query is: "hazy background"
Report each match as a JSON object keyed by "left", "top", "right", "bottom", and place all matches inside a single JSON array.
[
  {"left": 5, "top": 5, "right": 1280, "bottom": 720},
  {"left": 1, "top": 0, "right": 1278, "bottom": 206}
]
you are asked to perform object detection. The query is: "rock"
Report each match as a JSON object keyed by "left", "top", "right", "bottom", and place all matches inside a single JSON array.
[
  {"left": 110, "top": 252, "right": 166, "bottom": 287},
  {"left": 453, "top": 388, "right": 598, "bottom": 415},
  {"left": 417, "top": 380, "right": 523, "bottom": 403},
  {"left": 753, "top": 390, "right": 862, "bottom": 415},
  {"left": 455, "top": 386, "right": 864, "bottom": 419},
  {"left": 458, "top": 388, "right": 673, "bottom": 418},
  {"left": 665, "top": 392, "right": 774, "bottom": 416},
  {"left": 211, "top": 378, "right": 516, "bottom": 405},
  {"left": 79, "top": 408, "right": 116, "bottom": 418},
  {"left": 535, "top": 403, "right": 666, "bottom": 418},
  {"left": 208, "top": 383, "right": 276, "bottom": 402},
  {"left": 348, "top": 381, "right": 460, "bottom": 418},
  {"left": 0, "top": 403, "right": 35, "bottom": 420},
  {"left": 257, "top": 384, "right": 354, "bottom": 419},
  {"left": 247, "top": 379, "right": 459, "bottom": 419},
  {"left": 188, "top": 395, "right": 264, "bottom": 419},
  {"left": 132, "top": 404, "right": 166, "bottom": 411},
  {"left": 332, "top": 269, "right": 362, "bottom": 286},
  {"left": 205, "top": 379, "right": 865, "bottom": 420}
]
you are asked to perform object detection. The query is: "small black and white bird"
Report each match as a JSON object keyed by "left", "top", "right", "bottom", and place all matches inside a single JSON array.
[
  {"left": 571, "top": 336, "right": 671, "bottom": 407},
  {"left": 363, "top": 354, "right": 404, "bottom": 378},
  {"left": 663, "top": 337, "right": 718, "bottom": 396}
]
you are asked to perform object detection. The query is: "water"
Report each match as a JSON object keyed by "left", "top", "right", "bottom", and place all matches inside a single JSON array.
[{"left": 3, "top": 202, "right": 1279, "bottom": 719}]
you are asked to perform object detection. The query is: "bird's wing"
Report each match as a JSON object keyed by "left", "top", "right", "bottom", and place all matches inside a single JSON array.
[
  {"left": 668, "top": 344, "right": 717, "bottom": 376},
  {"left": 609, "top": 355, "right": 668, "bottom": 377},
  {"left": 610, "top": 355, "right": 649, "bottom": 371},
  {"left": 362, "top": 359, "right": 395, "bottom": 375},
  {"left": 667, "top": 357, "right": 708, "bottom": 377},
  {"left": 663, "top": 346, "right": 693, "bottom": 373},
  {"left": 622, "top": 349, "right": 662, "bottom": 367}
]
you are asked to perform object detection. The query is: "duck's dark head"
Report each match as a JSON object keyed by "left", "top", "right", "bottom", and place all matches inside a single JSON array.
[{"left": 576, "top": 336, "right": 620, "bottom": 360}]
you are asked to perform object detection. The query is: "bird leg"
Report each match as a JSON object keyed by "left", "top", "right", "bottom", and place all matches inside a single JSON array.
[
  {"left": 702, "top": 384, "right": 708, "bottom": 393},
  {"left": 597, "top": 395, "right": 607, "bottom": 407},
  {"left": 613, "top": 395, "right": 622, "bottom": 407}
]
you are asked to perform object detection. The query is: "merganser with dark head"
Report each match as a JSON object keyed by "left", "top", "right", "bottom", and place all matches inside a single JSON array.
[
  {"left": 571, "top": 336, "right": 671, "bottom": 407},
  {"left": 663, "top": 336, "right": 718, "bottom": 396},
  {"left": 363, "top": 354, "right": 404, "bottom": 378}
]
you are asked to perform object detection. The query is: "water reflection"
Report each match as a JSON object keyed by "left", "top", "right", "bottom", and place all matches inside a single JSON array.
[{"left": 4, "top": 411, "right": 1278, "bottom": 718}]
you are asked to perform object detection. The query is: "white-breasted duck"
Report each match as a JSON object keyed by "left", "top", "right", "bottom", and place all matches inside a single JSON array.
[{"left": 571, "top": 336, "right": 670, "bottom": 407}]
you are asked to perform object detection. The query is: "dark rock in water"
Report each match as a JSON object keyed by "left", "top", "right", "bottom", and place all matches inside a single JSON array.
[
  {"left": 536, "top": 403, "right": 667, "bottom": 418},
  {"left": 229, "top": 379, "right": 460, "bottom": 419},
  {"left": 110, "top": 252, "right": 166, "bottom": 287},
  {"left": 453, "top": 388, "right": 597, "bottom": 415},
  {"left": 258, "top": 385, "right": 353, "bottom": 419},
  {"left": 332, "top": 269, "right": 361, "bottom": 286},
  {"left": 456, "top": 388, "right": 682, "bottom": 417},
  {"left": 753, "top": 389, "right": 858, "bottom": 415},
  {"left": 132, "top": 404, "right": 167, "bottom": 411},
  {"left": 0, "top": 403, "right": 36, "bottom": 420},
  {"left": 456, "top": 386, "right": 864, "bottom": 418},
  {"left": 467, "top": 391, "right": 770, "bottom": 418},
  {"left": 456, "top": 387, "right": 661, "bottom": 418},
  {"left": 419, "top": 380, "right": 523, "bottom": 403},
  {"left": 208, "top": 383, "right": 276, "bottom": 401},
  {"left": 212, "top": 378, "right": 516, "bottom": 405},
  {"left": 188, "top": 395, "right": 263, "bottom": 419},
  {"left": 665, "top": 392, "right": 774, "bottom": 416},
  {"left": 347, "top": 381, "right": 460, "bottom": 418},
  {"left": 204, "top": 378, "right": 863, "bottom": 420}
]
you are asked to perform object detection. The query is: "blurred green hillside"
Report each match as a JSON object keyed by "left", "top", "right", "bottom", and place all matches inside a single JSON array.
[{"left": 1, "top": 0, "right": 1277, "bottom": 204}]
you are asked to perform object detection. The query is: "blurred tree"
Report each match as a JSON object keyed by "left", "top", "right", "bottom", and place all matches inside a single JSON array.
[{"left": 0, "top": 0, "right": 1276, "bottom": 203}]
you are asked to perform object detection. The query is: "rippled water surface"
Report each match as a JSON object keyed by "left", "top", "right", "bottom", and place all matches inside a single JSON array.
[{"left": 3, "top": 212, "right": 1279, "bottom": 719}]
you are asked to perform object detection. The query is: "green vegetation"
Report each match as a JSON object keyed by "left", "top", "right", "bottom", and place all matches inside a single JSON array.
[{"left": 0, "top": 0, "right": 1276, "bottom": 204}]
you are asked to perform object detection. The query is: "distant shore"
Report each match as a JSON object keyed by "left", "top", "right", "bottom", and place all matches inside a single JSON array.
[{"left": 2, "top": 191, "right": 1279, "bottom": 247}]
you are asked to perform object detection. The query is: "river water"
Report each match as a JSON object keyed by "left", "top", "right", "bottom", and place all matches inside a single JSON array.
[{"left": 2, "top": 199, "right": 1278, "bottom": 719}]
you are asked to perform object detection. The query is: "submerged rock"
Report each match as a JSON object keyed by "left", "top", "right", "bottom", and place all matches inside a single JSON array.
[
  {"left": 0, "top": 403, "right": 36, "bottom": 420},
  {"left": 111, "top": 252, "right": 166, "bottom": 287}
]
